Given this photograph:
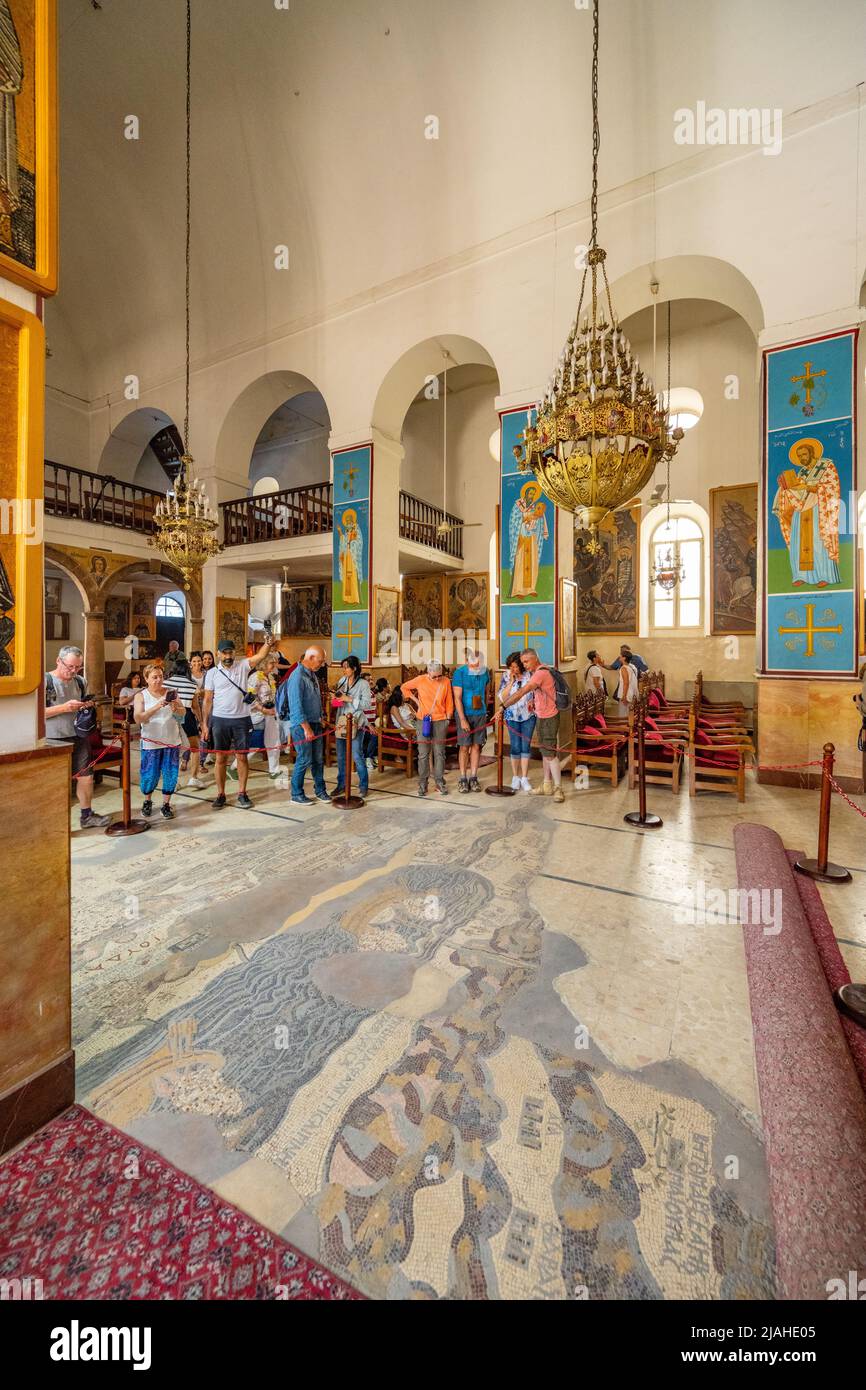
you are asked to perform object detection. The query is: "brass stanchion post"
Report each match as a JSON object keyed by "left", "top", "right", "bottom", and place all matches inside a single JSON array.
[
  {"left": 486, "top": 717, "right": 516, "bottom": 797},
  {"left": 105, "top": 722, "right": 151, "bottom": 837},
  {"left": 624, "top": 699, "right": 662, "bottom": 829},
  {"left": 794, "top": 742, "right": 851, "bottom": 883},
  {"left": 332, "top": 711, "right": 365, "bottom": 810}
]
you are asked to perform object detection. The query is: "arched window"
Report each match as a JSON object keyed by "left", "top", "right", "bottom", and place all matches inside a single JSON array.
[
  {"left": 649, "top": 515, "right": 703, "bottom": 631},
  {"left": 155, "top": 594, "right": 184, "bottom": 619}
]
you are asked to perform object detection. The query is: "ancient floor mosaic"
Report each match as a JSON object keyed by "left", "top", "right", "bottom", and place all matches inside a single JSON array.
[{"left": 70, "top": 768, "right": 863, "bottom": 1300}]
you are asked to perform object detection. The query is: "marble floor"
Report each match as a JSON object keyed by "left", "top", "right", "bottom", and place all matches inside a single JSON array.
[{"left": 69, "top": 751, "right": 866, "bottom": 1300}]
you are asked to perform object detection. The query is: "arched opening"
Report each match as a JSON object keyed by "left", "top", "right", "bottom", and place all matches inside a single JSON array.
[
  {"left": 43, "top": 557, "right": 90, "bottom": 673},
  {"left": 373, "top": 336, "right": 502, "bottom": 573},
  {"left": 98, "top": 406, "right": 184, "bottom": 490},
  {"left": 214, "top": 371, "right": 331, "bottom": 497}
]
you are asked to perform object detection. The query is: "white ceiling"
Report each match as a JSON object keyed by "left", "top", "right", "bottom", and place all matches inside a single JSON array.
[{"left": 49, "top": 0, "right": 866, "bottom": 402}]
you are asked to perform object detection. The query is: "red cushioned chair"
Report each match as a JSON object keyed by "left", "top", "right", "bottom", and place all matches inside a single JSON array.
[
  {"left": 628, "top": 711, "right": 684, "bottom": 794},
  {"left": 688, "top": 726, "right": 747, "bottom": 801},
  {"left": 572, "top": 700, "right": 627, "bottom": 787}
]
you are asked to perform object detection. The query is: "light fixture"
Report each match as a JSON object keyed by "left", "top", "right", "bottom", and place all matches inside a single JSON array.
[
  {"left": 650, "top": 534, "right": 686, "bottom": 591},
  {"left": 488, "top": 429, "right": 501, "bottom": 463},
  {"left": 280, "top": 566, "right": 290, "bottom": 594},
  {"left": 513, "top": 0, "right": 682, "bottom": 552},
  {"left": 150, "top": 0, "right": 221, "bottom": 590},
  {"left": 661, "top": 387, "right": 703, "bottom": 433}
]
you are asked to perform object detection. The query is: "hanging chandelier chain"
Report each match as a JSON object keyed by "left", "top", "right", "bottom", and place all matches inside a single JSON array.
[
  {"left": 590, "top": 0, "right": 600, "bottom": 249},
  {"left": 184, "top": 0, "right": 191, "bottom": 456}
]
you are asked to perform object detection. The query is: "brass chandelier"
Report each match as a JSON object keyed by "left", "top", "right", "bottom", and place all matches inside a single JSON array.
[
  {"left": 150, "top": 0, "right": 221, "bottom": 591},
  {"left": 515, "top": 0, "right": 683, "bottom": 552}
]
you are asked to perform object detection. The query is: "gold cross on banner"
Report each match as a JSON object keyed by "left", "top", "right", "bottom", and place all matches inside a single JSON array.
[
  {"left": 790, "top": 360, "right": 827, "bottom": 405},
  {"left": 336, "top": 617, "right": 365, "bottom": 655},
  {"left": 507, "top": 612, "right": 548, "bottom": 649},
  {"left": 777, "top": 602, "right": 842, "bottom": 658},
  {"left": 340, "top": 460, "right": 359, "bottom": 496}
]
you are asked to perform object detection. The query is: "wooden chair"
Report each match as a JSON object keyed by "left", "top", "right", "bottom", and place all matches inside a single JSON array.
[
  {"left": 627, "top": 704, "right": 684, "bottom": 795},
  {"left": 572, "top": 693, "right": 627, "bottom": 787},
  {"left": 375, "top": 697, "right": 416, "bottom": 779},
  {"left": 688, "top": 729, "right": 748, "bottom": 802}
]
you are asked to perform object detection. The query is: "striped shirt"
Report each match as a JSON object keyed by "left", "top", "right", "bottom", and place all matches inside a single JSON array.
[{"left": 165, "top": 674, "right": 199, "bottom": 709}]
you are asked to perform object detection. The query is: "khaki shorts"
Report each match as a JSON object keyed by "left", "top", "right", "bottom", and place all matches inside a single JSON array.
[{"left": 535, "top": 713, "right": 560, "bottom": 756}]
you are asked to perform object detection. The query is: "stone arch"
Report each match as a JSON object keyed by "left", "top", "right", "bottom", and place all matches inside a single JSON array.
[
  {"left": 100, "top": 560, "right": 202, "bottom": 625},
  {"left": 371, "top": 334, "right": 501, "bottom": 444},
  {"left": 213, "top": 370, "right": 331, "bottom": 491},
  {"left": 609, "top": 256, "right": 764, "bottom": 339},
  {"left": 98, "top": 404, "right": 183, "bottom": 488},
  {"left": 44, "top": 545, "right": 96, "bottom": 614}
]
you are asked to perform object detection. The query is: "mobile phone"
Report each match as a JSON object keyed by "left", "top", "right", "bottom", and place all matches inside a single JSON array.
[{"left": 263, "top": 617, "right": 273, "bottom": 638}]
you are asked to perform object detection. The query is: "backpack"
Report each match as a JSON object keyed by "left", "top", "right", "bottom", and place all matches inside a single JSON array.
[
  {"left": 275, "top": 664, "right": 299, "bottom": 721},
  {"left": 548, "top": 667, "right": 572, "bottom": 711},
  {"left": 584, "top": 663, "right": 608, "bottom": 697},
  {"left": 46, "top": 672, "right": 97, "bottom": 735}
]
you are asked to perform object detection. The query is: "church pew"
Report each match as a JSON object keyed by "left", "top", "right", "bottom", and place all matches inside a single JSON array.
[
  {"left": 687, "top": 733, "right": 747, "bottom": 802},
  {"left": 375, "top": 698, "right": 416, "bottom": 779},
  {"left": 627, "top": 709, "right": 685, "bottom": 794},
  {"left": 571, "top": 696, "right": 627, "bottom": 787}
]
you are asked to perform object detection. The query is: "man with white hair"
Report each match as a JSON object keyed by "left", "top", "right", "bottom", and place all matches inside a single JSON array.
[
  {"left": 284, "top": 645, "right": 331, "bottom": 806},
  {"left": 44, "top": 645, "right": 110, "bottom": 829},
  {"left": 397, "top": 660, "right": 454, "bottom": 797}
]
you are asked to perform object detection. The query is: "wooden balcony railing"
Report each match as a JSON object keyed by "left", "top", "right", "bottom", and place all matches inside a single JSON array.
[
  {"left": 221, "top": 481, "right": 333, "bottom": 547},
  {"left": 398, "top": 491, "right": 463, "bottom": 559},
  {"left": 44, "top": 461, "right": 164, "bottom": 535}
]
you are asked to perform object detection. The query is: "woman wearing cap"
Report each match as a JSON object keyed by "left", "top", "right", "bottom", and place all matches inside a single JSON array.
[{"left": 397, "top": 660, "right": 454, "bottom": 797}]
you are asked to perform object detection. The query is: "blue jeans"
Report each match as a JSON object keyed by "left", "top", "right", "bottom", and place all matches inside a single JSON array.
[
  {"left": 336, "top": 730, "right": 368, "bottom": 794},
  {"left": 506, "top": 716, "right": 536, "bottom": 758},
  {"left": 289, "top": 721, "right": 326, "bottom": 798}
]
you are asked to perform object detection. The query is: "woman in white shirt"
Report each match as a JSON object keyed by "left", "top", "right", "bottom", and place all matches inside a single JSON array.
[
  {"left": 247, "top": 655, "right": 282, "bottom": 777},
  {"left": 133, "top": 663, "right": 185, "bottom": 819},
  {"left": 498, "top": 651, "right": 536, "bottom": 791},
  {"left": 616, "top": 660, "right": 640, "bottom": 706}
]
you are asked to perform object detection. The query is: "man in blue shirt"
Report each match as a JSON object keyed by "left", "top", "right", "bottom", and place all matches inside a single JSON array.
[
  {"left": 604, "top": 644, "right": 648, "bottom": 676},
  {"left": 285, "top": 646, "right": 330, "bottom": 805},
  {"left": 453, "top": 648, "right": 490, "bottom": 792}
]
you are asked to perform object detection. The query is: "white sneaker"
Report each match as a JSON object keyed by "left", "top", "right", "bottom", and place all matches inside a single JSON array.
[
  {"left": 520, "top": 777, "right": 532, "bottom": 792},
  {"left": 510, "top": 775, "right": 521, "bottom": 790},
  {"left": 187, "top": 776, "right": 203, "bottom": 789}
]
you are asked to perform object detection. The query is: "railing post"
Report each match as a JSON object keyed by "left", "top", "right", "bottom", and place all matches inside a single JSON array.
[
  {"left": 332, "top": 711, "right": 365, "bottom": 810},
  {"left": 486, "top": 717, "right": 516, "bottom": 797},
  {"left": 794, "top": 742, "right": 852, "bottom": 883},
  {"left": 105, "top": 723, "right": 151, "bottom": 837},
  {"left": 624, "top": 700, "right": 663, "bottom": 829}
]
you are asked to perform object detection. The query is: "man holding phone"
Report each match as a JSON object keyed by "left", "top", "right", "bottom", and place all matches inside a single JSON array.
[
  {"left": 44, "top": 645, "right": 110, "bottom": 830},
  {"left": 200, "top": 633, "right": 279, "bottom": 810}
]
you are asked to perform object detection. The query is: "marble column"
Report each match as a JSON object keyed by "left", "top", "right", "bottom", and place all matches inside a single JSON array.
[{"left": 84, "top": 607, "right": 106, "bottom": 709}]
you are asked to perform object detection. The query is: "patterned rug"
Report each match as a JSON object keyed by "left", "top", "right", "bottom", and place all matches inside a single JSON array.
[{"left": 0, "top": 1106, "right": 362, "bottom": 1300}]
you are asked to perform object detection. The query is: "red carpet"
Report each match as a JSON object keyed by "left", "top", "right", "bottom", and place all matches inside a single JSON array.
[
  {"left": 785, "top": 849, "right": 866, "bottom": 1095},
  {"left": 0, "top": 1106, "right": 362, "bottom": 1301}
]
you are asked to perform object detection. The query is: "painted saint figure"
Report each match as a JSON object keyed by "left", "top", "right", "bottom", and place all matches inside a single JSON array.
[
  {"left": 772, "top": 438, "right": 841, "bottom": 587},
  {"left": 337, "top": 508, "right": 363, "bottom": 606},
  {"left": 508, "top": 481, "right": 548, "bottom": 599},
  {"left": 0, "top": 0, "right": 23, "bottom": 253}
]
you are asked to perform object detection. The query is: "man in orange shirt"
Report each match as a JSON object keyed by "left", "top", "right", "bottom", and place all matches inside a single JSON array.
[
  {"left": 398, "top": 659, "right": 455, "bottom": 797},
  {"left": 498, "top": 647, "right": 565, "bottom": 803}
]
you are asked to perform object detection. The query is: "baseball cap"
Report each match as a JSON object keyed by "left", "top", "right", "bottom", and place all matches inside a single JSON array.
[{"left": 217, "top": 639, "right": 235, "bottom": 652}]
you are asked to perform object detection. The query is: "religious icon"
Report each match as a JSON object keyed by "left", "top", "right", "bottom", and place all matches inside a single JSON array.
[
  {"left": 710, "top": 485, "right": 758, "bottom": 634},
  {"left": 104, "top": 595, "right": 130, "bottom": 641},
  {"left": 89, "top": 552, "right": 109, "bottom": 585},
  {"left": 0, "top": 1, "right": 57, "bottom": 295},
  {"left": 771, "top": 438, "right": 840, "bottom": 587},
  {"left": 44, "top": 575, "right": 61, "bottom": 613},
  {"left": 336, "top": 507, "right": 363, "bottom": 606},
  {"left": 0, "top": 1, "right": 24, "bottom": 260},
  {"left": 0, "top": 551, "right": 14, "bottom": 676},
  {"left": 444, "top": 573, "right": 489, "bottom": 631},
  {"left": 508, "top": 480, "right": 548, "bottom": 600}
]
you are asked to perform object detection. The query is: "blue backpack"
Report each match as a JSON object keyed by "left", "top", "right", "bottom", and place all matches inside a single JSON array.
[{"left": 275, "top": 665, "right": 297, "bottom": 721}]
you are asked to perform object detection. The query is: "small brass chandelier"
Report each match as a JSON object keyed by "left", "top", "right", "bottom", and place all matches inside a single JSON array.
[
  {"left": 150, "top": 0, "right": 221, "bottom": 591},
  {"left": 515, "top": 0, "right": 683, "bottom": 552}
]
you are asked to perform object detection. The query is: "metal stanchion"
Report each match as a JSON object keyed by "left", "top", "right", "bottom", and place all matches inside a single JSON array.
[
  {"left": 624, "top": 701, "right": 662, "bottom": 829},
  {"left": 332, "top": 711, "right": 365, "bottom": 810},
  {"left": 794, "top": 742, "right": 851, "bottom": 882},
  {"left": 105, "top": 723, "right": 151, "bottom": 837},
  {"left": 485, "top": 717, "right": 516, "bottom": 797}
]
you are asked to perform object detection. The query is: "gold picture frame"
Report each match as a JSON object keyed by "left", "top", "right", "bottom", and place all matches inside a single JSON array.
[
  {"left": 0, "top": 295, "right": 44, "bottom": 695},
  {"left": 0, "top": 1, "right": 58, "bottom": 296},
  {"left": 373, "top": 584, "right": 399, "bottom": 657},
  {"left": 559, "top": 578, "right": 577, "bottom": 662}
]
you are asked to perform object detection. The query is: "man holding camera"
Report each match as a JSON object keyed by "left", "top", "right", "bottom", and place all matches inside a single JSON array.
[
  {"left": 44, "top": 644, "right": 110, "bottom": 830},
  {"left": 200, "top": 634, "right": 279, "bottom": 810}
]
